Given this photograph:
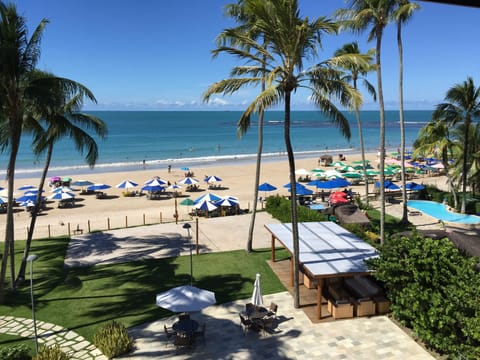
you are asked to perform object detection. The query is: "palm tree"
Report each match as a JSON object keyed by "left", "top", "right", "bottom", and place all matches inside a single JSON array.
[
  {"left": 393, "top": 0, "right": 420, "bottom": 224},
  {"left": 0, "top": 2, "right": 49, "bottom": 297},
  {"left": 433, "top": 77, "right": 480, "bottom": 213},
  {"left": 218, "top": 0, "right": 267, "bottom": 253},
  {"left": 205, "top": 0, "right": 360, "bottom": 308},
  {"left": 332, "top": 42, "right": 377, "bottom": 205},
  {"left": 336, "top": 0, "right": 396, "bottom": 244},
  {"left": 413, "top": 117, "right": 459, "bottom": 208},
  {"left": 15, "top": 72, "right": 107, "bottom": 286}
]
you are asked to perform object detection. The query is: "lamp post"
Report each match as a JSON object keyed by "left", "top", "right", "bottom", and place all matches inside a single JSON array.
[
  {"left": 27, "top": 254, "right": 39, "bottom": 355},
  {"left": 182, "top": 223, "right": 192, "bottom": 286}
]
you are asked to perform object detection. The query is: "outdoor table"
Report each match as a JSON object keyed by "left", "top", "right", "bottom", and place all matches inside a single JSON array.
[
  {"left": 245, "top": 306, "right": 268, "bottom": 320},
  {"left": 172, "top": 319, "right": 199, "bottom": 336}
]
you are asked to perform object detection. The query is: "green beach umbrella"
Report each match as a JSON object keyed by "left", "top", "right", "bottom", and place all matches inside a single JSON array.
[
  {"left": 180, "top": 198, "right": 195, "bottom": 206},
  {"left": 343, "top": 172, "right": 362, "bottom": 179}
]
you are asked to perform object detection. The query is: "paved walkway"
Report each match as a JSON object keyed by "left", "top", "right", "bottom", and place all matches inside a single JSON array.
[
  {"left": 126, "top": 291, "right": 435, "bottom": 359},
  {"left": 0, "top": 316, "right": 105, "bottom": 359}
]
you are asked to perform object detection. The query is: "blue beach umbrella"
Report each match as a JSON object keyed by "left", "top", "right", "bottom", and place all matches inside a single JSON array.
[
  {"left": 18, "top": 185, "right": 37, "bottom": 191},
  {"left": 289, "top": 186, "right": 313, "bottom": 196},
  {"left": 194, "top": 199, "right": 218, "bottom": 212},
  {"left": 116, "top": 180, "right": 138, "bottom": 189},
  {"left": 142, "top": 184, "right": 165, "bottom": 192},
  {"left": 180, "top": 166, "right": 190, "bottom": 171},
  {"left": 404, "top": 182, "right": 425, "bottom": 191},
  {"left": 204, "top": 175, "right": 222, "bottom": 183},
  {"left": 72, "top": 180, "right": 94, "bottom": 187},
  {"left": 48, "top": 191, "right": 75, "bottom": 200},
  {"left": 316, "top": 178, "right": 351, "bottom": 189},
  {"left": 87, "top": 183, "right": 111, "bottom": 191},
  {"left": 16, "top": 194, "right": 38, "bottom": 203},
  {"left": 283, "top": 182, "right": 306, "bottom": 189},
  {"left": 375, "top": 180, "right": 400, "bottom": 190},
  {"left": 0, "top": 197, "right": 6, "bottom": 204},
  {"left": 258, "top": 182, "right": 277, "bottom": 192}
]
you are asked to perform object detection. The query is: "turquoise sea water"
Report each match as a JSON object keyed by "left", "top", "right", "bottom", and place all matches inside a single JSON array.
[
  {"left": 407, "top": 200, "right": 480, "bottom": 224},
  {"left": 2, "top": 110, "right": 432, "bottom": 179}
]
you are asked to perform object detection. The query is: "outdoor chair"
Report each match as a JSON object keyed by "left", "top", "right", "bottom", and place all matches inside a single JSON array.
[
  {"left": 258, "top": 316, "right": 275, "bottom": 336},
  {"left": 267, "top": 302, "right": 278, "bottom": 318},
  {"left": 164, "top": 324, "right": 175, "bottom": 347},
  {"left": 239, "top": 313, "right": 252, "bottom": 333},
  {"left": 245, "top": 302, "right": 255, "bottom": 315},
  {"left": 174, "top": 333, "right": 192, "bottom": 349}
]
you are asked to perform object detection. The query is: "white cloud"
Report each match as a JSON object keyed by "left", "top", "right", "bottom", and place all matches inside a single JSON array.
[{"left": 208, "top": 97, "right": 230, "bottom": 106}]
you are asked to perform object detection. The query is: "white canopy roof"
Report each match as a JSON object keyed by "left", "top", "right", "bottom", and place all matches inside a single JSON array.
[{"left": 265, "top": 222, "right": 378, "bottom": 277}]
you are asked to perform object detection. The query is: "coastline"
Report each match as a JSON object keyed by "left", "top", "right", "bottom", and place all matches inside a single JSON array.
[{"left": 2, "top": 151, "right": 446, "bottom": 242}]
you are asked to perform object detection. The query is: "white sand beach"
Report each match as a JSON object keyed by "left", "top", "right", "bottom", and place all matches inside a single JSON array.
[{"left": 2, "top": 152, "right": 448, "bottom": 242}]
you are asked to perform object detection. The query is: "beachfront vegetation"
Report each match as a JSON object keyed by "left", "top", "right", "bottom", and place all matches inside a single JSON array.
[
  {"left": 336, "top": 0, "right": 397, "bottom": 245},
  {"left": 433, "top": 77, "right": 480, "bottom": 214},
  {"left": 204, "top": 0, "right": 360, "bottom": 309},
  {"left": 0, "top": 2, "right": 106, "bottom": 301},
  {"left": 15, "top": 72, "right": 107, "bottom": 287},
  {"left": 369, "top": 232, "right": 480, "bottom": 359},
  {"left": 93, "top": 321, "right": 134, "bottom": 359},
  {"left": 0, "top": 237, "right": 287, "bottom": 353},
  {"left": 332, "top": 41, "right": 377, "bottom": 207}
]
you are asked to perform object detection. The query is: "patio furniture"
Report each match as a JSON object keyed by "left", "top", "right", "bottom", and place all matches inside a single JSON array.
[
  {"left": 164, "top": 325, "right": 175, "bottom": 347},
  {"left": 174, "top": 333, "right": 193, "bottom": 349},
  {"left": 327, "top": 285, "right": 354, "bottom": 319},
  {"left": 267, "top": 302, "right": 278, "bottom": 318},
  {"left": 173, "top": 318, "right": 199, "bottom": 337},
  {"left": 239, "top": 313, "right": 252, "bottom": 333},
  {"left": 256, "top": 316, "right": 275, "bottom": 336},
  {"left": 178, "top": 313, "right": 190, "bottom": 321}
]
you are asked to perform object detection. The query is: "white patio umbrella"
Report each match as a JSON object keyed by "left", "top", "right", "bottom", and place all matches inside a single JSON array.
[
  {"left": 156, "top": 285, "right": 216, "bottom": 313},
  {"left": 48, "top": 191, "right": 75, "bottom": 200},
  {"left": 251, "top": 273, "right": 263, "bottom": 307},
  {"left": 193, "top": 200, "right": 218, "bottom": 212},
  {"left": 193, "top": 192, "right": 222, "bottom": 204},
  {"left": 204, "top": 175, "right": 222, "bottom": 183},
  {"left": 294, "top": 168, "right": 311, "bottom": 176},
  {"left": 145, "top": 178, "right": 167, "bottom": 186}
]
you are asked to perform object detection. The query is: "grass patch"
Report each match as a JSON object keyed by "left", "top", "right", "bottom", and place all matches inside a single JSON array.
[{"left": 1, "top": 238, "right": 287, "bottom": 346}]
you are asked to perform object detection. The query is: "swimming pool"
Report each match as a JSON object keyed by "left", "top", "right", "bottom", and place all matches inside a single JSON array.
[{"left": 407, "top": 200, "right": 480, "bottom": 224}]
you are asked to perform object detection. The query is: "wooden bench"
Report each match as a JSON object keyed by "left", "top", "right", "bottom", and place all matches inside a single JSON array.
[
  {"left": 344, "top": 277, "right": 376, "bottom": 317},
  {"left": 327, "top": 286, "right": 354, "bottom": 319},
  {"left": 345, "top": 276, "right": 390, "bottom": 315}
]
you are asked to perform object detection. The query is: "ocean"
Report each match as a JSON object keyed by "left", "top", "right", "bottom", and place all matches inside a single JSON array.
[{"left": 1, "top": 110, "right": 432, "bottom": 179}]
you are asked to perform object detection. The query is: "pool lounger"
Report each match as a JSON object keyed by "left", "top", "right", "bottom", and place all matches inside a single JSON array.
[{"left": 408, "top": 210, "right": 422, "bottom": 216}]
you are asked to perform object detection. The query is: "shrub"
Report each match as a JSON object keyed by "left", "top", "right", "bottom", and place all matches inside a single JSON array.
[
  {"left": 33, "top": 345, "right": 70, "bottom": 360},
  {"left": 0, "top": 344, "right": 31, "bottom": 360},
  {"left": 93, "top": 321, "right": 134, "bottom": 359},
  {"left": 368, "top": 232, "right": 480, "bottom": 359},
  {"left": 265, "top": 195, "right": 324, "bottom": 223}
]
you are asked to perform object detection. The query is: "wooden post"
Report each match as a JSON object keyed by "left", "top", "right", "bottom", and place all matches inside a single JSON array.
[
  {"left": 48, "top": 224, "right": 51, "bottom": 239},
  {"left": 143, "top": 213, "right": 146, "bottom": 225},
  {"left": 107, "top": 217, "right": 110, "bottom": 230},
  {"left": 290, "top": 257, "right": 294, "bottom": 287},
  {"left": 175, "top": 197, "right": 178, "bottom": 224},
  {"left": 125, "top": 215, "right": 128, "bottom": 228},
  {"left": 195, "top": 217, "right": 199, "bottom": 255},
  {"left": 88, "top": 220, "right": 91, "bottom": 233},
  {"left": 271, "top": 234, "right": 276, "bottom": 262},
  {"left": 68, "top": 222, "right": 71, "bottom": 237},
  {"left": 160, "top": 212, "right": 162, "bottom": 223},
  {"left": 317, "top": 278, "right": 323, "bottom": 320}
]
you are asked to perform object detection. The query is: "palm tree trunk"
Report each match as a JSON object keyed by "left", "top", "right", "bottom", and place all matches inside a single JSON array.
[
  {"left": 352, "top": 79, "right": 369, "bottom": 206},
  {"left": 0, "top": 126, "right": 21, "bottom": 301},
  {"left": 247, "top": 52, "right": 267, "bottom": 253},
  {"left": 16, "top": 143, "right": 53, "bottom": 286},
  {"left": 398, "top": 21, "right": 408, "bottom": 224},
  {"left": 376, "top": 29, "right": 386, "bottom": 245},
  {"left": 284, "top": 90, "right": 300, "bottom": 308},
  {"left": 246, "top": 109, "right": 264, "bottom": 253},
  {"left": 461, "top": 118, "right": 470, "bottom": 213}
]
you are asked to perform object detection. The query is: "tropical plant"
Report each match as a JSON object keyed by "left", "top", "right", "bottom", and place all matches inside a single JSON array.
[
  {"left": 332, "top": 42, "right": 377, "bottom": 206},
  {"left": 393, "top": 0, "right": 420, "bottom": 224},
  {"left": 218, "top": 0, "right": 267, "bottom": 253},
  {"left": 93, "top": 320, "right": 135, "bottom": 359},
  {"left": 413, "top": 117, "right": 460, "bottom": 209},
  {"left": 205, "top": 0, "right": 360, "bottom": 307},
  {"left": 433, "top": 77, "right": 480, "bottom": 213},
  {"left": 15, "top": 71, "right": 107, "bottom": 286},
  {"left": 336, "top": 0, "right": 397, "bottom": 244}
]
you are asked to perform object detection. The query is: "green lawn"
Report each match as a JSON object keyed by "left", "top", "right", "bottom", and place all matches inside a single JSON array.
[{"left": 0, "top": 237, "right": 288, "bottom": 346}]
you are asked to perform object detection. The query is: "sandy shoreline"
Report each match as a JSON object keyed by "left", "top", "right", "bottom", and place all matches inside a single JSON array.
[{"left": 2, "top": 152, "right": 448, "bottom": 241}]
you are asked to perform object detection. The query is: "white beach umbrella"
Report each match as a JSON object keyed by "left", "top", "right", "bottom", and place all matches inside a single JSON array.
[
  {"left": 294, "top": 168, "right": 311, "bottom": 176},
  {"left": 145, "top": 178, "right": 167, "bottom": 186},
  {"left": 204, "top": 175, "right": 222, "bottom": 183},
  {"left": 178, "top": 177, "right": 199, "bottom": 185},
  {"left": 194, "top": 192, "right": 222, "bottom": 204},
  {"left": 48, "top": 191, "right": 75, "bottom": 200},
  {"left": 193, "top": 200, "right": 218, "bottom": 212},
  {"left": 251, "top": 273, "right": 263, "bottom": 307},
  {"left": 116, "top": 180, "right": 138, "bottom": 189}
]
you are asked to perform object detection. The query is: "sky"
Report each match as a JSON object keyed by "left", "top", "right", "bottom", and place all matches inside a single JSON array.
[{"left": 13, "top": 0, "right": 480, "bottom": 111}]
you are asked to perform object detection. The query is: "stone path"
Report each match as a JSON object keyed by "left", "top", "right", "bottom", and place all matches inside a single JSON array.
[{"left": 0, "top": 316, "right": 106, "bottom": 359}]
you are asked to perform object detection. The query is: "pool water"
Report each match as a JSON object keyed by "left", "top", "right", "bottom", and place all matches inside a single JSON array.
[{"left": 407, "top": 200, "right": 480, "bottom": 224}]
